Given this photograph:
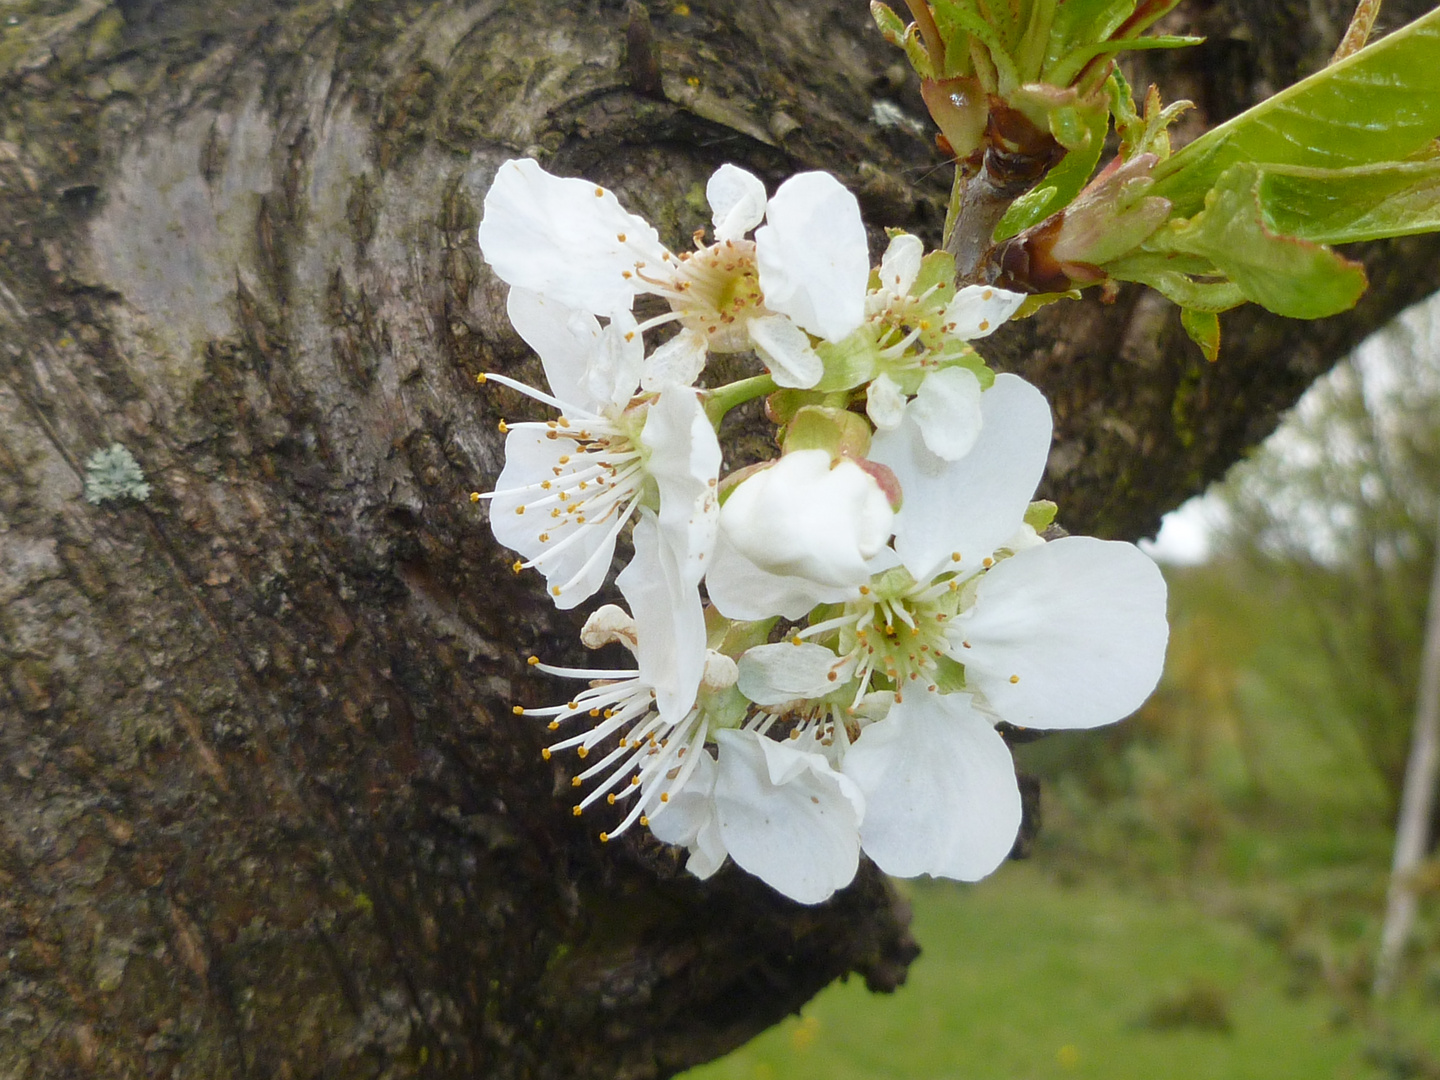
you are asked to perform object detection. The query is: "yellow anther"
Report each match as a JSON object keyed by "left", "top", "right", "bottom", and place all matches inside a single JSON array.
[
  {"left": 557, "top": 417, "right": 570, "bottom": 428},
  {"left": 470, "top": 492, "right": 481, "bottom": 503},
  {"left": 558, "top": 455, "right": 570, "bottom": 464},
  {"left": 594, "top": 186, "right": 605, "bottom": 197},
  {"left": 789, "top": 730, "right": 800, "bottom": 740},
  {"left": 540, "top": 480, "right": 552, "bottom": 489},
  {"left": 573, "top": 805, "right": 583, "bottom": 816},
  {"left": 513, "top": 560, "right": 524, "bottom": 574},
  {"left": 979, "top": 320, "right": 990, "bottom": 332},
  {"left": 982, "top": 288, "right": 994, "bottom": 300},
  {"left": 951, "top": 552, "right": 962, "bottom": 563},
  {"left": 630, "top": 776, "right": 639, "bottom": 786},
  {"left": 538, "top": 533, "right": 550, "bottom": 542},
  {"left": 515, "top": 505, "right": 525, "bottom": 515},
  {"left": 983, "top": 557, "right": 994, "bottom": 568},
  {"left": 476, "top": 373, "right": 487, "bottom": 383},
  {"left": 577, "top": 746, "right": 589, "bottom": 759},
  {"left": 791, "top": 636, "right": 803, "bottom": 646},
  {"left": 551, "top": 586, "right": 562, "bottom": 596},
  {"left": 599, "top": 831, "right": 609, "bottom": 842},
  {"left": 498, "top": 420, "right": 509, "bottom": 434},
  {"left": 607, "top": 793, "right": 616, "bottom": 805},
  {"left": 541, "top": 748, "right": 552, "bottom": 760},
  {"left": 528, "top": 655, "right": 541, "bottom": 666},
  {"left": 859, "top": 585, "right": 870, "bottom": 595},
  {"left": 512, "top": 705, "right": 524, "bottom": 715},
  {"left": 1010, "top": 674, "right": 1020, "bottom": 684},
  {"left": 660, "top": 792, "right": 670, "bottom": 803},
  {"left": 548, "top": 720, "right": 560, "bottom": 730},
  {"left": 572, "top": 776, "right": 582, "bottom": 787},
  {"left": 639, "top": 815, "right": 649, "bottom": 827},
  {"left": 588, "top": 708, "right": 600, "bottom": 717},
  {"left": 617, "top": 233, "right": 627, "bottom": 242}
]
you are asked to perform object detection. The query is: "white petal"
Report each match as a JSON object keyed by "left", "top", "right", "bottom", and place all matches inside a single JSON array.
[
  {"left": 648, "top": 748, "right": 717, "bottom": 848},
  {"left": 843, "top": 691, "right": 1021, "bottom": 881},
  {"left": 719, "top": 450, "right": 893, "bottom": 587},
  {"left": 505, "top": 288, "right": 603, "bottom": 412},
  {"left": 747, "top": 314, "right": 822, "bottom": 390},
  {"left": 642, "top": 328, "right": 709, "bottom": 391},
  {"left": 640, "top": 389, "right": 722, "bottom": 588},
  {"left": 587, "top": 308, "right": 644, "bottom": 405},
  {"left": 708, "top": 164, "right": 769, "bottom": 243},
  {"left": 865, "top": 372, "right": 906, "bottom": 431},
  {"left": 754, "top": 172, "right": 869, "bottom": 343},
  {"left": 491, "top": 428, "right": 619, "bottom": 609},
  {"left": 871, "top": 373, "right": 1052, "bottom": 583},
  {"left": 712, "top": 729, "right": 864, "bottom": 905},
  {"left": 738, "top": 642, "right": 846, "bottom": 705},
  {"left": 705, "top": 528, "right": 861, "bottom": 621},
  {"left": 911, "top": 366, "right": 983, "bottom": 461},
  {"left": 478, "top": 158, "right": 669, "bottom": 315},
  {"left": 955, "top": 536, "right": 1169, "bottom": 730},
  {"left": 943, "top": 284, "right": 1027, "bottom": 340},
  {"left": 617, "top": 511, "right": 707, "bottom": 721},
  {"left": 879, "top": 233, "right": 924, "bottom": 295}
]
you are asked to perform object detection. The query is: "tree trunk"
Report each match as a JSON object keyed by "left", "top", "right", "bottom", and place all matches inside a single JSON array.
[{"left": 0, "top": 1, "right": 1437, "bottom": 1075}]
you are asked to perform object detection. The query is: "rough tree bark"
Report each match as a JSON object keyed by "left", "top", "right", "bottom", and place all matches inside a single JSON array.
[{"left": 1, "top": 1, "right": 1437, "bottom": 1076}]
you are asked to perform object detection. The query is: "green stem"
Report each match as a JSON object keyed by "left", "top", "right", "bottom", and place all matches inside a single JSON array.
[{"left": 703, "top": 374, "right": 778, "bottom": 427}]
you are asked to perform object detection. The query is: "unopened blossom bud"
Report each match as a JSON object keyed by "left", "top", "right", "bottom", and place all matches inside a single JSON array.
[{"left": 720, "top": 449, "right": 894, "bottom": 588}]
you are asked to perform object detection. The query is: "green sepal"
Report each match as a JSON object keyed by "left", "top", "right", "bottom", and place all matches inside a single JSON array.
[
  {"left": 931, "top": 344, "right": 997, "bottom": 391},
  {"left": 765, "top": 388, "right": 830, "bottom": 426},
  {"left": 1180, "top": 308, "right": 1221, "bottom": 363},
  {"left": 707, "top": 611, "right": 779, "bottom": 657},
  {"left": 813, "top": 331, "right": 882, "bottom": 393},
  {"left": 782, "top": 405, "right": 873, "bottom": 459},
  {"left": 1024, "top": 499, "right": 1059, "bottom": 531},
  {"left": 931, "top": 654, "right": 968, "bottom": 694}
]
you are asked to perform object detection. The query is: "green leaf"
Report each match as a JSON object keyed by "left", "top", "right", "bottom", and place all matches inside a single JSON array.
[
  {"left": 993, "top": 108, "right": 1108, "bottom": 241},
  {"left": 870, "top": 0, "right": 906, "bottom": 46},
  {"left": 933, "top": 0, "right": 1021, "bottom": 92},
  {"left": 1254, "top": 159, "right": 1440, "bottom": 245},
  {"left": 1152, "top": 7, "right": 1440, "bottom": 217},
  {"left": 1044, "top": 0, "right": 1134, "bottom": 73},
  {"left": 1046, "top": 34, "right": 1201, "bottom": 89},
  {"left": 1150, "top": 165, "right": 1367, "bottom": 319},
  {"left": 1180, "top": 308, "right": 1221, "bottom": 363}
]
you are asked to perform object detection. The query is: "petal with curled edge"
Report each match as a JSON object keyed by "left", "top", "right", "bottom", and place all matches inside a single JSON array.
[
  {"left": 755, "top": 172, "right": 869, "bottom": 343},
  {"left": 748, "top": 314, "right": 822, "bottom": 390},
  {"left": 708, "top": 163, "right": 768, "bottom": 243},
  {"left": 943, "top": 284, "right": 1027, "bottom": 340},
  {"left": 843, "top": 690, "right": 1021, "bottom": 881},
  {"left": 910, "top": 365, "right": 983, "bottom": 462},
  {"left": 478, "top": 158, "right": 669, "bottom": 316},
  {"left": 505, "top": 288, "right": 604, "bottom": 413},
  {"left": 866, "top": 372, "right": 906, "bottom": 431},
  {"left": 954, "top": 536, "right": 1169, "bottom": 730},
  {"left": 713, "top": 729, "right": 864, "bottom": 905},
  {"left": 642, "top": 328, "right": 709, "bottom": 392},
  {"left": 647, "top": 749, "right": 727, "bottom": 879},
  {"left": 640, "top": 389, "right": 722, "bottom": 588},
  {"left": 879, "top": 232, "right": 924, "bottom": 296},
  {"left": 871, "top": 373, "right": 1052, "bottom": 584},
  {"left": 617, "top": 511, "right": 707, "bottom": 722},
  {"left": 737, "top": 641, "right": 848, "bottom": 705}
]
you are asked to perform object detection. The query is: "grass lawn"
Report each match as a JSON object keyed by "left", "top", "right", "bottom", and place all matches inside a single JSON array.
[{"left": 682, "top": 861, "right": 1426, "bottom": 1080}]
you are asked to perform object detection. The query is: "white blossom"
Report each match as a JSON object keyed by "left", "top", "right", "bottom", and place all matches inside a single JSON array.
[
  {"left": 478, "top": 289, "right": 720, "bottom": 608},
  {"left": 478, "top": 158, "right": 871, "bottom": 390}
]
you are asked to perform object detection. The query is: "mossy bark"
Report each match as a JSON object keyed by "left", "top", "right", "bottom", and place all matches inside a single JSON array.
[{"left": 0, "top": 1, "right": 1435, "bottom": 1076}]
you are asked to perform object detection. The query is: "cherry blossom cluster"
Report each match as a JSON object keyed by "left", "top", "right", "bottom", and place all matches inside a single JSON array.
[{"left": 473, "top": 158, "right": 1169, "bottom": 904}]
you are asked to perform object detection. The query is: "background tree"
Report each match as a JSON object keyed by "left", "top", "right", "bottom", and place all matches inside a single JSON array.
[{"left": 2, "top": 1, "right": 1440, "bottom": 1076}]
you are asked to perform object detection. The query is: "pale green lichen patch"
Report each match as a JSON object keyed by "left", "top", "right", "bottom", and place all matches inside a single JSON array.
[{"left": 83, "top": 443, "right": 150, "bottom": 505}]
